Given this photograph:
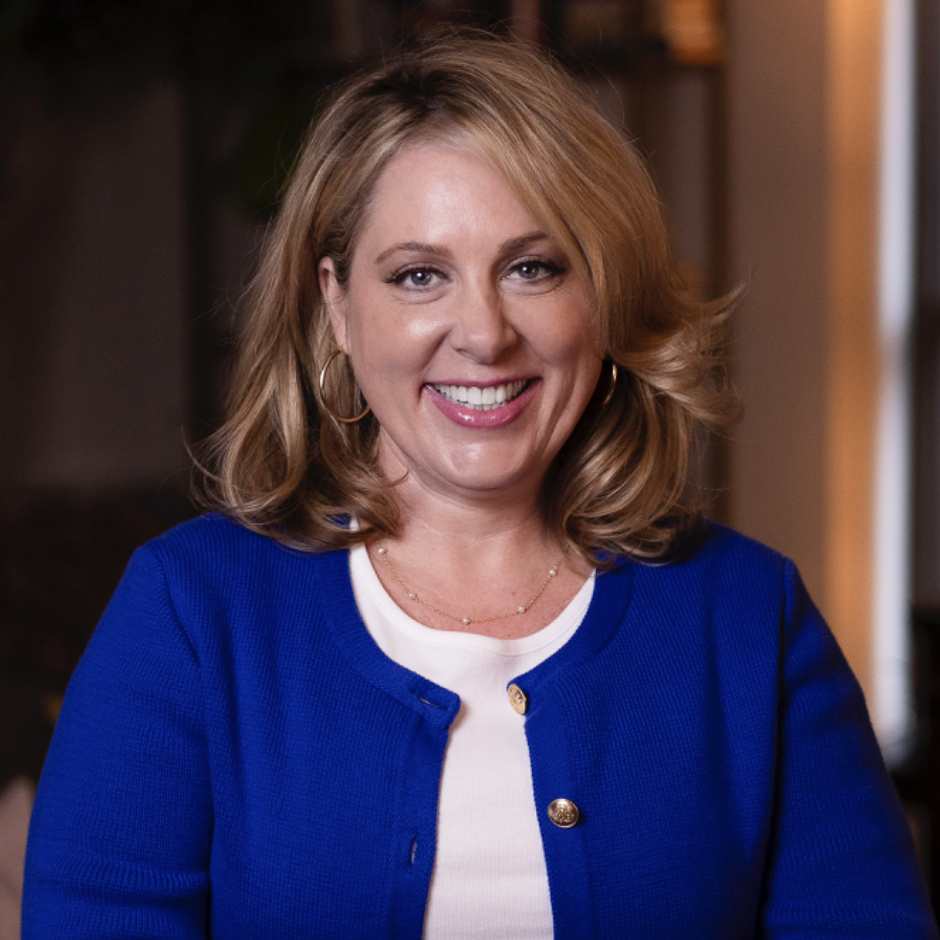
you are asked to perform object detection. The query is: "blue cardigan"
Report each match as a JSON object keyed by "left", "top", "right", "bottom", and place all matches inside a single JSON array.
[{"left": 23, "top": 515, "right": 936, "bottom": 938}]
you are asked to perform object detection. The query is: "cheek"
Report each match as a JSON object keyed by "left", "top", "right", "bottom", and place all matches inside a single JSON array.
[
  {"left": 343, "top": 291, "right": 391, "bottom": 367},
  {"left": 538, "top": 309, "right": 601, "bottom": 376},
  {"left": 349, "top": 306, "right": 444, "bottom": 378},
  {"left": 345, "top": 317, "right": 424, "bottom": 408},
  {"left": 553, "top": 336, "right": 603, "bottom": 411}
]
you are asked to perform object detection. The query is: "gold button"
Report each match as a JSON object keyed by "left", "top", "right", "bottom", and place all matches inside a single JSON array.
[
  {"left": 507, "top": 683, "right": 528, "bottom": 715},
  {"left": 547, "top": 798, "right": 580, "bottom": 828}
]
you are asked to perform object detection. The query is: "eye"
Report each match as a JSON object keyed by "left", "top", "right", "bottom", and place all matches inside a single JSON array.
[
  {"left": 506, "top": 258, "right": 565, "bottom": 284},
  {"left": 516, "top": 261, "right": 543, "bottom": 280},
  {"left": 389, "top": 266, "right": 443, "bottom": 290}
]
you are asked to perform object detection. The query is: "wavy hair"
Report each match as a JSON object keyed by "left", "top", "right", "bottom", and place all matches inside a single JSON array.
[{"left": 196, "top": 29, "right": 739, "bottom": 564}]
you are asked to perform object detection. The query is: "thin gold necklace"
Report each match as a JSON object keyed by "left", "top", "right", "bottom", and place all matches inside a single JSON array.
[{"left": 375, "top": 545, "right": 564, "bottom": 626}]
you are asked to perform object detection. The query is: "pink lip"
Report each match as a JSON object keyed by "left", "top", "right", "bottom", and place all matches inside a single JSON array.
[{"left": 424, "top": 379, "right": 539, "bottom": 429}]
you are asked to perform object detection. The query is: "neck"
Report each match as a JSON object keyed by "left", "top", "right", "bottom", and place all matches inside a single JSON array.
[
  {"left": 381, "top": 432, "right": 555, "bottom": 539},
  {"left": 390, "top": 468, "right": 551, "bottom": 558},
  {"left": 369, "top": 475, "right": 591, "bottom": 639}
]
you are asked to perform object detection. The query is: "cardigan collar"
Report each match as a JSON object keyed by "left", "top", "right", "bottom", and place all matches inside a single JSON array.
[{"left": 309, "top": 548, "right": 635, "bottom": 728}]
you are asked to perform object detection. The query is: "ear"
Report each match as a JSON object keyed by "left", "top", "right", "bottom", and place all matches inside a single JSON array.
[{"left": 318, "top": 257, "right": 348, "bottom": 351}]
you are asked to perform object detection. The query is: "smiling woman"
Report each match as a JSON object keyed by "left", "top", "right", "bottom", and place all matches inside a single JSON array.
[
  {"left": 318, "top": 143, "right": 602, "bottom": 534},
  {"left": 22, "top": 28, "right": 937, "bottom": 940},
  {"left": 198, "top": 29, "right": 733, "bottom": 569}
]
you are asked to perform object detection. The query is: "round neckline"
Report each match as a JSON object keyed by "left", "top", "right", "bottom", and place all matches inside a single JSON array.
[{"left": 349, "top": 542, "right": 595, "bottom": 657}]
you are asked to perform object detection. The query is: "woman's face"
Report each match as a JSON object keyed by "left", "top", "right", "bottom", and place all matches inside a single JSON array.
[{"left": 320, "top": 142, "right": 603, "bottom": 507}]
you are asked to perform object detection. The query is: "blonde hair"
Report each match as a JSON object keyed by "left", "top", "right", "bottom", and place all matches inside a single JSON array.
[{"left": 197, "top": 29, "right": 739, "bottom": 564}]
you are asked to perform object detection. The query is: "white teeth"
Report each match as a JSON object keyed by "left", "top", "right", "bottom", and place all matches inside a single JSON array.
[{"left": 433, "top": 380, "right": 529, "bottom": 411}]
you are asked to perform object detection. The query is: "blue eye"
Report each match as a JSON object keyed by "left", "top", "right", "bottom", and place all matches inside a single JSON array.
[
  {"left": 508, "top": 259, "right": 564, "bottom": 282},
  {"left": 389, "top": 266, "right": 442, "bottom": 289},
  {"left": 517, "top": 262, "right": 542, "bottom": 280}
]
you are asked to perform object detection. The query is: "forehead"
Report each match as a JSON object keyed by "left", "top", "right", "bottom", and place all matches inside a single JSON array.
[{"left": 354, "top": 141, "right": 546, "bottom": 254}]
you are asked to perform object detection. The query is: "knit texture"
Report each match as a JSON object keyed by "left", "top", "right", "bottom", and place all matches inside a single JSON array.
[{"left": 22, "top": 515, "right": 937, "bottom": 938}]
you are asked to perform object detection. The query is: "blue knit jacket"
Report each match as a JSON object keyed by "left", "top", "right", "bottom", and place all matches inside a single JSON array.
[{"left": 22, "top": 515, "right": 936, "bottom": 938}]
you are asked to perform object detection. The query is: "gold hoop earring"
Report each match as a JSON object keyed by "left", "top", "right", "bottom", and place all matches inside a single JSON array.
[
  {"left": 318, "top": 349, "right": 371, "bottom": 424},
  {"left": 602, "top": 362, "right": 618, "bottom": 406}
]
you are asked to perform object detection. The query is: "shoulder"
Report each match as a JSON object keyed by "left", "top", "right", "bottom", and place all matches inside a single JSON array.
[
  {"left": 141, "top": 512, "right": 335, "bottom": 578},
  {"left": 145, "top": 511, "right": 279, "bottom": 560},
  {"left": 612, "top": 522, "right": 811, "bottom": 666},
  {"left": 629, "top": 521, "right": 794, "bottom": 602},
  {"left": 679, "top": 520, "right": 788, "bottom": 571},
  {"left": 123, "top": 513, "right": 347, "bottom": 630}
]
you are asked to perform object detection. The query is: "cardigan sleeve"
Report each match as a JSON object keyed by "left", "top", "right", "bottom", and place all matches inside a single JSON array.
[
  {"left": 761, "top": 560, "right": 937, "bottom": 938},
  {"left": 22, "top": 545, "right": 212, "bottom": 939}
]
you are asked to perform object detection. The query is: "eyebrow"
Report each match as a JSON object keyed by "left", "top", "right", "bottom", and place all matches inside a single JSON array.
[
  {"left": 373, "top": 231, "right": 551, "bottom": 265},
  {"left": 374, "top": 242, "right": 448, "bottom": 264}
]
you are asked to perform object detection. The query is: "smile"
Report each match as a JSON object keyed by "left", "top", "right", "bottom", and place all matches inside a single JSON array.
[{"left": 431, "top": 380, "right": 530, "bottom": 412}]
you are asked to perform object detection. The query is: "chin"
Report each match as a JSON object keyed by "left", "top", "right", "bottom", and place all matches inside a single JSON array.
[{"left": 436, "top": 459, "right": 544, "bottom": 500}]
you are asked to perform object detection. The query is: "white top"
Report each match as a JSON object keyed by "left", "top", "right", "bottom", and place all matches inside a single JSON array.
[{"left": 349, "top": 545, "right": 594, "bottom": 940}]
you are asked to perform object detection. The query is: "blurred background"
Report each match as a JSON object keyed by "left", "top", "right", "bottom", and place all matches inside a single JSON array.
[{"left": 1, "top": 0, "right": 938, "bottom": 930}]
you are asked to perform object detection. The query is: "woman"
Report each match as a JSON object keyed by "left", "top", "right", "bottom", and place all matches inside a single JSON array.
[{"left": 23, "top": 31, "right": 936, "bottom": 939}]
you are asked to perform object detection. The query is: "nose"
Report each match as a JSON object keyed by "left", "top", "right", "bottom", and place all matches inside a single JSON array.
[{"left": 448, "top": 281, "right": 517, "bottom": 363}]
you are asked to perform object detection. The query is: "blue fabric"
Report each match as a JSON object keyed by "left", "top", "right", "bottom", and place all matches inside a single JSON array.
[{"left": 22, "top": 514, "right": 936, "bottom": 938}]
